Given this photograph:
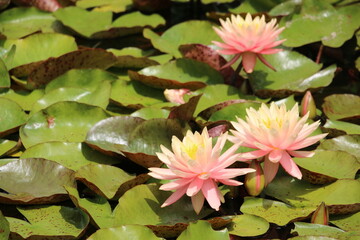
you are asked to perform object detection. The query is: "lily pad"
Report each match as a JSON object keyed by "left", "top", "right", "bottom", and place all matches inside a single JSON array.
[
  {"left": 65, "top": 185, "right": 115, "bottom": 229},
  {"left": 0, "top": 211, "right": 9, "bottom": 240},
  {"left": 131, "top": 107, "right": 170, "bottom": 120},
  {"left": 248, "top": 50, "right": 335, "bottom": 98},
  {"left": 0, "top": 158, "right": 75, "bottom": 204},
  {"left": 331, "top": 211, "right": 360, "bottom": 232},
  {"left": 21, "top": 142, "right": 119, "bottom": 171},
  {"left": 0, "top": 139, "right": 17, "bottom": 157},
  {"left": 0, "top": 89, "right": 44, "bottom": 111},
  {"left": 27, "top": 48, "right": 117, "bottom": 89},
  {"left": 75, "top": 164, "right": 149, "bottom": 199},
  {"left": 265, "top": 176, "right": 360, "bottom": 214},
  {"left": 0, "top": 98, "right": 27, "bottom": 138},
  {"left": 109, "top": 47, "right": 158, "bottom": 69},
  {"left": 293, "top": 150, "right": 360, "bottom": 184},
  {"left": 110, "top": 79, "right": 166, "bottom": 109},
  {"left": 0, "top": 33, "right": 77, "bottom": 70},
  {"left": 45, "top": 68, "right": 119, "bottom": 93},
  {"left": 7, "top": 205, "right": 89, "bottom": 239},
  {"left": 323, "top": 120, "right": 360, "bottom": 136},
  {"left": 240, "top": 197, "right": 315, "bottom": 226},
  {"left": 111, "top": 11, "right": 165, "bottom": 29},
  {"left": 318, "top": 135, "right": 360, "bottom": 160},
  {"left": 0, "top": 7, "right": 57, "bottom": 39},
  {"left": 177, "top": 221, "right": 229, "bottom": 240},
  {"left": 129, "top": 58, "right": 224, "bottom": 90},
  {"left": 322, "top": 94, "right": 360, "bottom": 121},
  {"left": 20, "top": 101, "right": 111, "bottom": 148},
  {"left": 143, "top": 20, "right": 221, "bottom": 58},
  {"left": 88, "top": 225, "right": 164, "bottom": 240},
  {"left": 0, "top": 58, "right": 9, "bottom": 89},
  {"left": 227, "top": 214, "right": 270, "bottom": 237},
  {"left": 113, "top": 184, "right": 214, "bottom": 238},
  {"left": 76, "top": 0, "right": 132, "bottom": 13},
  {"left": 291, "top": 222, "right": 359, "bottom": 239},
  {"left": 208, "top": 101, "right": 262, "bottom": 122}
]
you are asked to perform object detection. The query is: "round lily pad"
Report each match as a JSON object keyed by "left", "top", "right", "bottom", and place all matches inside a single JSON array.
[
  {"left": 0, "top": 211, "right": 9, "bottom": 240},
  {"left": 0, "top": 139, "right": 17, "bottom": 157},
  {"left": 318, "top": 135, "right": 360, "bottom": 160},
  {"left": 130, "top": 107, "right": 170, "bottom": 120},
  {"left": 291, "top": 222, "right": 353, "bottom": 239},
  {"left": 129, "top": 58, "right": 224, "bottom": 90},
  {"left": 331, "top": 211, "right": 360, "bottom": 232},
  {"left": 0, "top": 158, "right": 75, "bottom": 204},
  {"left": 7, "top": 205, "right": 89, "bottom": 239},
  {"left": 0, "top": 89, "right": 44, "bottom": 111},
  {"left": 87, "top": 225, "right": 163, "bottom": 240},
  {"left": 20, "top": 101, "right": 111, "bottom": 148},
  {"left": 0, "top": 98, "right": 27, "bottom": 138},
  {"left": 207, "top": 101, "right": 262, "bottom": 122},
  {"left": 323, "top": 120, "right": 360, "bottom": 136},
  {"left": 0, "top": 58, "right": 9, "bottom": 88},
  {"left": 177, "top": 221, "right": 230, "bottom": 240},
  {"left": 227, "top": 214, "right": 270, "bottom": 237},
  {"left": 322, "top": 94, "right": 360, "bottom": 121}
]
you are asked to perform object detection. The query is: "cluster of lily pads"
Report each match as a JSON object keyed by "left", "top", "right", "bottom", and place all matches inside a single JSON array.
[{"left": 0, "top": 0, "right": 359, "bottom": 239}]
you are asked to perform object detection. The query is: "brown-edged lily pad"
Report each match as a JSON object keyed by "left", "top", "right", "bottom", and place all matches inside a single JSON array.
[
  {"left": 322, "top": 94, "right": 360, "bottom": 121},
  {"left": 322, "top": 120, "right": 360, "bottom": 136},
  {"left": 75, "top": 164, "right": 149, "bottom": 199},
  {"left": 129, "top": 58, "right": 224, "bottom": 90},
  {"left": 7, "top": 205, "right": 89, "bottom": 239},
  {"left": 0, "top": 158, "right": 75, "bottom": 204},
  {"left": 109, "top": 47, "right": 159, "bottom": 69}
]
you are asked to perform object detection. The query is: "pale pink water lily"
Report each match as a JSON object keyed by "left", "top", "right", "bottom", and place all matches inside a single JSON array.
[
  {"left": 164, "top": 88, "right": 190, "bottom": 104},
  {"left": 213, "top": 13, "right": 286, "bottom": 73},
  {"left": 148, "top": 128, "right": 255, "bottom": 214},
  {"left": 229, "top": 102, "right": 327, "bottom": 184}
]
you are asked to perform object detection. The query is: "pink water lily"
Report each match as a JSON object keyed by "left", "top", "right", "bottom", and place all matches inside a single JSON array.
[
  {"left": 229, "top": 102, "right": 327, "bottom": 184},
  {"left": 148, "top": 128, "right": 255, "bottom": 214},
  {"left": 213, "top": 13, "right": 286, "bottom": 73}
]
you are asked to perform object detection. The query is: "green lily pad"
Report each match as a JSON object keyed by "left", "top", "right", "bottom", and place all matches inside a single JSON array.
[
  {"left": 109, "top": 47, "right": 158, "bottom": 69},
  {"left": 289, "top": 236, "right": 338, "bottom": 240},
  {"left": 0, "top": 98, "right": 27, "bottom": 138},
  {"left": 177, "top": 221, "right": 229, "bottom": 240},
  {"left": 331, "top": 211, "right": 360, "bottom": 232},
  {"left": 0, "top": 7, "right": 57, "bottom": 39},
  {"left": 76, "top": 0, "right": 132, "bottom": 13},
  {"left": 230, "top": 0, "right": 281, "bottom": 14},
  {"left": 113, "top": 184, "right": 214, "bottom": 238},
  {"left": 130, "top": 107, "right": 170, "bottom": 120},
  {"left": 111, "top": 11, "right": 165, "bottom": 29},
  {"left": 0, "top": 33, "right": 77, "bottom": 70},
  {"left": 53, "top": 7, "right": 112, "bottom": 38},
  {"left": 88, "top": 225, "right": 164, "bottom": 240},
  {"left": 227, "top": 214, "right": 270, "bottom": 237},
  {"left": 0, "top": 58, "right": 9, "bottom": 89},
  {"left": 45, "top": 68, "right": 119, "bottom": 93},
  {"left": 248, "top": 50, "right": 335, "bottom": 98},
  {"left": 208, "top": 102, "right": 262, "bottom": 122},
  {"left": 0, "top": 211, "right": 9, "bottom": 240},
  {"left": 265, "top": 177, "right": 360, "bottom": 214},
  {"left": 322, "top": 94, "right": 360, "bottom": 121},
  {"left": 65, "top": 185, "right": 115, "bottom": 229},
  {"left": 143, "top": 20, "right": 220, "bottom": 58},
  {"left": 0, "top": 158, "right": 75, "bottom": 204},
  {"left": 7, "top": 205, "right": 89, "bottom": 239},
  {"left": 0, "top": 89, "right": 44, "bottom": 111},
  {"left": 323, "top": 120, "right": 360, "bottom": 136},
  {"left": 0, "top": 139, "right": 17, "bottom": 157},
  {"left": 27, "top": 48, "right": 117, "bottom": 89},
  {"left": 318, "top": 135, "right": 360, "bottom": 160},
  {"left": 31, "top": 84, "right": 111, "bottom": 114},
  {"left": 279, "top": 0, "right": 360, "bottom": 47},
  {"left": 294, "top": 150, "right": 360, "bottom": 183},
  {"left": 129, "top": 58, "right": 224, "bottom": 90},
  {"left": 20, "top": 101, "right": 111, "bottom": 148},
  {"left": 75, "top": 164, "right": 149, "bottom": 199},
  {"left": 110, "top": 79, "right": 166, "bottom": 109},
  {"left": 21, "top": 142, "right": 119, "bottom": 171},
  {"left": 240, "top": 197, "right": 315, "bottom": 226}
]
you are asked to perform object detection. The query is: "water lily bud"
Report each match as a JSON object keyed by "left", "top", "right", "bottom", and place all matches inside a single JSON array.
[
  {"left": 244, "top": 160, "right": 265, "bottom": 196},
  {"left": 311, "top": 202, "right": 329, "bottom": 225},
  {"left": 301, "top": 91, "right": 317, "bottom": 119},
  {"left": 164, "top": 88, "right": 190, "bottom": 104}
]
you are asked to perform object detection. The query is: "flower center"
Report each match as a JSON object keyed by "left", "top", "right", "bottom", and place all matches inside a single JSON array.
[
  {"left": 198, "top": 172, "right": 210, "bottom": 179},
  {"left": 182, "top": 143, "right": 199, "bottom": 160}
]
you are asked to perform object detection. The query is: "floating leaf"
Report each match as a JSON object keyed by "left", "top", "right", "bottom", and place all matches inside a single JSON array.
[
  {"left": 7, "top": 205, "right": 89, "bottom": 239},
  {"left": 265, "top": 177, "right": 360, "bottom": 214},
  {"left": 177, "top": 221, "right": 229, "bottom": 240},
  {"left": 0, "top": 58, "right": 9, "bottom": 88},
  {"left": 110, "top": 79, "right": 166, "bottom": 109},
  {"left": 318, "top": 135, "right": 360, "bottom": 160},
  {"left": 131, "top": 107, "right": 170, "bottom": 120},
  {"left": 0, "top": 89, "right": 44, "bottom": 111},
  {"left": 143, "top": 21, "right": 220, "bottom": 58},
  {"left": 109, "top": 47, "right": 158, "bottom": 69},
  {"left": 323, "top": 120, "right": 360, "bottom": 136},
  {"left": 0, "top": 158, "right": 75, "bottom": 204},
  {"left": 76, "top": 0, "right": 132, "bottom": 13},
  {"left": 208, "top": 102, "right": 262, "bottom": 122},
  {"left": 291, "top": 222, "right": 359, "bottom": 239},
  {"left": 129, "top": 58, "right": 224, "bottom": 90},
  {"left": 0, "top": 139, "right": 17, "bottom": 157},
  {"left": 111, "top": 11, "right": 165, "bottom": 29},
  {"left": 0, "top": 211, "right": 9, "bottom": 240},
  {"left": 87, "top": 225, "right": 164, "bottom": 240},
  {"left": 21, "top": 142, "right": 118, "bottom": 171},
  {"left": 0, "top": 98, "right": 27, "bottom": 138},
  {"left": 20, "top": 101, "right": 111, "bottom": 148},
  {"left": 27, "top": 48, "right": 117, "bottom": 89},
  {"left": 227, "top": 214, "right": 270, "bottom": 237},
  {"left": 0, "top": 7, "right": 57, "bottom": 39},
  {"left": 322, "top": 94, "right": 360, "bottom": 121},
  {"left": 113, "top": 184, "right": 214, "bottom": 238},
  {"left": 241, "top": 197, "right": 315, "bottom": 226},
  {"left": 331, "top": 212, "right": 360, "bottom": 232},
  {"left": 248, "top": 50, "right": 335, "bottom": 98}
]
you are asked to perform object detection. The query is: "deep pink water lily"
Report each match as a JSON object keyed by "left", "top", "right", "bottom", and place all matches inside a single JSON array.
[
  {"left": 229, "top": 102, "right": 327, "bottom": 184},
  {"left": 213, "top": 13, "right": 286, "bottom": 73},
  {"left": 148, "top": 128, "right": 255, "bottom": 214}
]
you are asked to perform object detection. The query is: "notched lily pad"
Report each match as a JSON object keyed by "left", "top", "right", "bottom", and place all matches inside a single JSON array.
[
  {"left": 177, "top": 220, "right": 230, "bottom": 240},
  {"left": 7, "top": 205, "right": 89, "bottom": 239},
  {"left": 129, "top": 58, "right": 224, "bottom": 90},
  {"left": 0, "top": 98, "right": 27, "bottom": 138},
  {"left": 0, "top": 158, "right": 75, "bottom": 204},
  {"left": 75, "top": 164, "right": 149, "bottom": 199},
  {"left": 322, "top": 94, "right": 360, "bottom": 121},
  {"left": 227, "top": 214, "right": 270, "bottom": 237}
]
